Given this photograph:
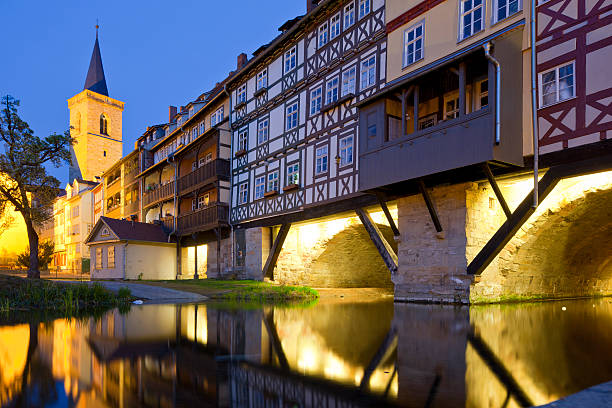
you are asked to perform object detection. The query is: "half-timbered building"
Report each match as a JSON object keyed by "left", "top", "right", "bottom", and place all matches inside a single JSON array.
[{"left": 227, "top": 0, "right": 387, "bottom": 279}]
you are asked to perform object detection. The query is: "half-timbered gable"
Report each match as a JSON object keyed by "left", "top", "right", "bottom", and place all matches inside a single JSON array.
[{"left": 229, "top": 0, "right": 387, "bottom": 225}]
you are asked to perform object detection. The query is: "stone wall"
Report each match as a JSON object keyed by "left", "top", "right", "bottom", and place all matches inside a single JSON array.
[
  {"left": 242, "top": 227, "right": 270, "bottom": 280},
  {"left": 206, "top": 237, "right": 232, "bottom": 278}
]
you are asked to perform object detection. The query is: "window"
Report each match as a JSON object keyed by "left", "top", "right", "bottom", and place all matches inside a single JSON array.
[
  {"left": 257, "top": 119, "right": 269, "bottom": 144},
  {"left": 198, "top": 193, "right": 210, "bottom": 208},
  {"left": 315, "top": 146, "right": 329, "bottom": 174},
  {"left": 257, "top": 69, "right": 268, "bottom": 90},
  {"left": 330, "top": 13, "right": 341, "bottom": 39},
  {"left": 310, "top": 87, "right": 322, "bottom": 115},
  {"left": 255, "top": 175, "right": 266, "bottom": 199},
  {"left": 101, "top": 227, "right": 110, "bottom": 237},
  {"left": 359, "top": 0, "right": 370, "bottom": 18},
  {"left": 100, "top": 114, "right": 108, "bottom": 135},
  {"left": 339, "top": 136, "right": 353, "bottom": 166},
  {"left": 342, "top": 66, "right": 356, "bottom": 96},
  {"left": 238, "top": 130, "right": 248, "bottom": 151},
  {"left": 476, "top": 79, "right": 489, "bottom": 109},
  {"left": 211, "top": 106, "right": 224, "bottom": 127},
  {"left": 319, "top": 22, "right": 329, "bottom": 48},
  {"left": 286, "top": 102, "right": 299, "bottom": 130},
  {"left": 459, "top": 0, "right": 484, "bottom": 40},
  {"left": 403, "top": 23, "right": 424, "bottom": 67},
  {"left": 95, "top": 248, "right": 102, "bottom": 269},
  {"left": 287, "top": 163, "right": 299, "bottom": 185},
  {"left": 199, "top": 152, "right": 213, "bottom": 167},
  {"left": 326, "top": 77, "right": 339, "bottom": 104},
  {"left": 418, "top": 114, "right": 438, "bottom": 129},
  {"left": 284, "top": 46, "right": 297, "bottom": 73},
  {"left": 72, "top": 206, "right": 79, "bottom": 218},
  {"left": 539, "top": 62, "right": 575, "bottom": 107},
  {"left": 238, "top": 182, "right": 248, "bottom": 204},
  {"left": 495, "top": 0, "right": 520, "bottom": 23},
  {"left": 267, "top": 170, "right": 279, "bottom": 192},
  {"left": 360, "top": 56, "right": 376, "bottom": 89},
  {"left": 108, "top": 246, "right": 115, "bottom": 268},
  {"left": 199, "top": 121, "right": 205, "bottom": 135},
  {"left": 237, "top": 83, "right": 247, "bottom": 104},
  {"left": 444, "top": 94, "right": 460, "bottom": 120},
  {"left": 344, "top": 2, "right": 355, "bottom": 28}
]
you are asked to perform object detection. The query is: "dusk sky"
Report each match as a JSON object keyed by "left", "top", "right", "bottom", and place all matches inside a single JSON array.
[{"left": 0, "top": 0, "right": 302, "bottom": 185}]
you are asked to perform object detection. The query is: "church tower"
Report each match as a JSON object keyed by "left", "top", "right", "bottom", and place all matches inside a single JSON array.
[{"left": 68, "top": 27, "right": 124, "bottom": 183}]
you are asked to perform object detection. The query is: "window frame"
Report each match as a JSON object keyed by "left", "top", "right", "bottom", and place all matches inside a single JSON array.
[
  {"left": 256, "top": 69, "right": 268, "bottom": 90},
  {"left": 238, "top": 129, "right": 248, "bottom": 151},
  {"left": 254, "top": 175, "right": 266, "bottom": 200},
  {"left": 284, "top": 46, "right": 297, "bottom": 74},
  {"left": 107, "top": 246, "right": 115, "bottom": 268},
  {"left": 538, "top": 61, "right": 576, "bottom": 108},
  {"left": 344, "top": 2, "right": 355, "bottom": 28},
  {"left": 359, "top": 0, "right": 371, "bottom": 19},
  {"left": 211, "top": 106, "right": 224, "bottom": 127},
  {"left": 326, "top": 77, "right": 339, "bottom": 105},
  {"left": 318, "top": 21, "right": 329, "bottom": 48},
  {"left": 342, "top": 66, "right": 357, "bottom": 97},
  {"left": 285, "top": 102, "right": 299, "bottom": 131},
  {"left": 257, "top": 118, "right": 269, "bottom": 145},
  {"left": 315, "top": 145, "right": 329, "bottom": 175},
  {"left": 493, "top": 0, "right": 522, "bottom": 24},
  {"left": 237, "top": 83, "right": 247, "bottom": 105},
  {"left": 459, "top": 0, "right": 485, "bottom": 41},
  {"left": 287, "top": 163, "right": 300, "bottom": 186},
  {"left": 443, "top": 92, "right": 460, "bottom": 120},
  {"left": 95, "top": 247, "right": 103, "bottom": 269},
  {"left": 360, "top": 55, "right": 377, "bottom": 90},
  {"left": 267, "top": 170, "right": 279, "bottom": 192},
  {"left": 238, "top": 182, "right": 249, "bottom": 205},
  {"left": 403, "top": 21, "right": 425, "bottom": 68},
  {"left": 339, "top": 135, "right": 354, "bottom": 167},
  {"left": 330, "top": 13, "right": 341, "bottom": 40},
  {"left": 310, "top": 86, "right": 323, "bottom": 116}
]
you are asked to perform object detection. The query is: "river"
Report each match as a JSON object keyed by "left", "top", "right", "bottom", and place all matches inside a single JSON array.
[{"left": 1, "top": 297, "right": 611, "bottom": 407}]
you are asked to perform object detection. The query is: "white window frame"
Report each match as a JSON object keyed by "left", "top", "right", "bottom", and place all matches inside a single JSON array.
[
  {"left": 211, "top": 106, "right": 224, "bottom": 127},
  {"left": 286, "top": 102, "right": 299, "bottom": 130},
  {"left": 359, "top": 0, "right": 370, "bottom": 19},
  {"left": 476, "top": 79, "right": 489, "bottom": 110},
  {"left": 191, "top": 198, "right": 197, "bottom": 211},
  {"left": 319, "top": 21, "right": 329, "bottom": 48},
  {"left": 539, "top": 61, "right": 575, "bottom": 108},
  {"left": 344, "top": 2, "right": 355, "bottom": 28},
  {"left": 310, "top": 87, "right": 322, "bottom": 115},
  {"left": 418, "top": 113, "right": 438, "bottom": 130},
  {"left": 315, "top": 145, "right": 329, "bottom": 175},
  {"left": 403, "top": 22, "right": 424, "bottom": 67},
  {"left": 284, "top": 46, "right": 297, "bottom": 74},
  {"left": 197, "top": 193, "right": 210, "bottom": 209},
  {"left": 339, "top": 136, "right": 354, "bottom": 167},
  {"left": 326, "top": 77, "right": 339, "bottom": 105},
  {"left": 238, "top": 182, "right": 248, "bottom": 204},
  {"left": 493, "top": 0, "right": 522, "bottom": 23},
  {"left": 237, "top": 84, "right": 247, "bottom": 104},
  {"left": 330, "top": 13, "right": 341, "bottom": 40},
  {"left": 254, "top": 175, "right": 266, "bottom": 199},
  {"left": 267, "top": 170, "right": 279, "bottom": 192},
  {"left": 256, "top": 69, "right": 268, "bottom": 90},
  {"left": 287, "top": 163, "right": 299, "bottom": 186},
  {"left": 443, "top": 92, "right": 460, "bottom": 120},
  {"left": 459, "top": 0, "right": 485, "bottom": 41},
  {"left": 238, "top": 130, "right": 248, "bottom": 151},
  {"left": 342, "top": 66, "right": 357, "bottom": 96},
  {"left": 360, "top": 55, "right": 377, "bottom": 90},
  {"left": 257, "top": 119, "right": 269, "bottom": 144}
]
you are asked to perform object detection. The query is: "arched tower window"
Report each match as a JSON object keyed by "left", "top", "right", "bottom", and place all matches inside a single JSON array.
[{"left": 100, "top": 114, "right": 108, "bottom": 135}]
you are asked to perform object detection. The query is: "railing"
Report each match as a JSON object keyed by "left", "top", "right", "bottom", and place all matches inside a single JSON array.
[
  {"left": 123, "top": 200, "right": 139, "bottom": 215},
  {"left": 161, "top": 216, "right": 174, "bottom": 232},
  {"left": 178, "top": 159, "right": 230, "bottom": 193},
  {"left": 143, "top": 180, "right": 175, "bottom": 207},
  {"left": 177, "top": 203, "right": 229, "bottom": 234}
]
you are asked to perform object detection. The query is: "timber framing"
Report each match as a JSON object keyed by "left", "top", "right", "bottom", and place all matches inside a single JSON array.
[
  {"left": 356, "top": 208, "right": 398, "bottom": 274},
  {"left": 376, "top": 194, "right": 400, "bottom": 236},
  {"left": 262, "top": 223, "right": 291, "bottom": 279},
  {"left": 482, "top": 162, "right": 512, "bottom": 219},
  {"left": 418, "top": 180, "right": 443, "bottom": 233}
]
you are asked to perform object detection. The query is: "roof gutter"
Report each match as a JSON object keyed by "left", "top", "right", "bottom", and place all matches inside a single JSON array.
[{"left": 166, "top": 154, "right": 178, "bottom": 243}]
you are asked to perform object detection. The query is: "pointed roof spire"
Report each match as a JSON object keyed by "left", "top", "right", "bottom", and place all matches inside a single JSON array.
[{"left": 84, "top": 22, "right": 108, "bottom": 96}]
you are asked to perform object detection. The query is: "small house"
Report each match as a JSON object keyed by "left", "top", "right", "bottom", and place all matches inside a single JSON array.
[{"left": 85, "top": 217, "right": 176, "bottom": 280}]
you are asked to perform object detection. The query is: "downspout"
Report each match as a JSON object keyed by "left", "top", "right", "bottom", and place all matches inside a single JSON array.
[
  {"left": 166, "top": 155, "right": 178, "bottom": 243},
  {"left": 530, "top": 0, "right": 540, "bottom": 207},
  {"left": 223, "top": 83, "right": 236, "bottom": 273},
  {"left": 483, "top": 42, "right": 501, "bottom": 145}
]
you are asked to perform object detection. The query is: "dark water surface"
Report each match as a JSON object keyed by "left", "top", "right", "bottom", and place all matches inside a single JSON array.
[{"left": 1, "top": 297, "right": 612, "bottom": 407}]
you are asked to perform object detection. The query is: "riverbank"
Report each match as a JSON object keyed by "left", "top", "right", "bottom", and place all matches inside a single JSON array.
[
  {"left": 0, "top": 275, "right": 132, "bottom": 314},
  {"left": 133, "top": 279, "right": 319, "bottom": 305}
]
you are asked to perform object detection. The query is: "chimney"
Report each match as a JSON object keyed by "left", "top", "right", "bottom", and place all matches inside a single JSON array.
[
  {"left": 180, "top": 105, "right": 185, "bottom": 112},
  {"left": 237, "top": 53, "right": 248, "bottom": 70},
  {"left": 307, "top": 0, "right": 318, "bottom": 13},
  {"left": 168, "top": 105, "right": 177, "bottom": 122}
]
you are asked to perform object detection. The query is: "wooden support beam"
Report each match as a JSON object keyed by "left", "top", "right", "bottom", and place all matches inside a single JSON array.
[
  {"left": 468, "top": 327, "right": 533, "bottom": 407},
  {"left": 418, "top": 180, "right": 443, "bottom": 233},
  {"left": 458, "top": 62, "right": 466, "bottom": 117},
  {"left": 482, "top": 163, "right": 512, "bottom": 219},
  {"left": 401, "top": 89, "right": 407, "bottom": 138},
  {"left": 262, "top": 310, "right": 290, "bottom": 370},
  {"left": 262, "top": 223, "right": 291, "bottom": 280},
  {"left": 413, "top": 85, "right": 419, "bottom": 133},
  {"left": 360, "top": 328, "right": 397, "bottom": 390},
  {"left": 356, "top": 208, "right": 398, "bottom": 274},
  {"left": 376, "top": 193, "right": 400, "bottom": 236}
]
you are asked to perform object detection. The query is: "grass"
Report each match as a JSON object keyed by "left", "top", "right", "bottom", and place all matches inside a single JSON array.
[
  {"left": 0, "top": 275, "right": 133, "bottom": 316},
  {"left": 140, "top": 279, "right": 319, "bottom": 306}
]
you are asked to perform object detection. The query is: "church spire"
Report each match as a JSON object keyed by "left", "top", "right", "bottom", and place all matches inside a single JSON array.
[{"left": 83, "top": 23, "right": 108, "bottom": 96}]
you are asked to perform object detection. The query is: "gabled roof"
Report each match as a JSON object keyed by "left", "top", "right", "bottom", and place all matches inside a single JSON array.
[
  {"left": 85, "top": 216, "right": 170, "bottom": 244},
  {"left": 84, "top": 35, "right": 109, "bottom": 96}
]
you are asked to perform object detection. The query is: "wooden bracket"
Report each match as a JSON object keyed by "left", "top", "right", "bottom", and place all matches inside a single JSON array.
[
  {"left": 418, "top": 180, "right": 443, "bottom": 233},
  {"left": 356, "top": 208, "right": 398, "bottom": 274},
  {"left": 262, "top": 223, "right": 291, "bottom": 280},
  {"left": 482, "top": 163, "right": 512, "bottom": 218},
  {"left": 360, "top": 328, "right": 397, "bottom": 391},
  {"left": 376, "top": 193, "right": 400, "bottom": 236}
]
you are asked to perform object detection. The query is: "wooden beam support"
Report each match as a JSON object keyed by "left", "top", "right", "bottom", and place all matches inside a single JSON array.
[
  {"left": 360, "top": 328, "right": 397, "bottom": 391},
  {"left": 262, "top": 223, "right": 291, "bottom": 280},
  {"left": 401, "top": 89, "right": 407, "bottom": 138},
  {"left": 376, "top": 193, "right": 400, "bottom": 236},
  {"left": 482, "top": 163, "right": 512, "bottom": 219},
  {"left": 413, "top": 85, "right": 419, "bottom": 133},
  {"left": 356, "top": 208, "right": 398, "bottom": 274},
  {"left": 418, "top": 180, "right": 443, "bottom": 233},
  {"left": 458, "top": 62, "right": 466, "bottom": 117}
]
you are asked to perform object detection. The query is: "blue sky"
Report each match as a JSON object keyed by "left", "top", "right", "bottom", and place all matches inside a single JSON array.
[{"left": 0, "top": 0, "right": 303, "bottom": 185}]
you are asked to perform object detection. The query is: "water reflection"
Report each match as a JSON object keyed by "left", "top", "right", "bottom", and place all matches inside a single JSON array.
[{"left": 1, "top": 298, "right": 612, "bottom": 407}]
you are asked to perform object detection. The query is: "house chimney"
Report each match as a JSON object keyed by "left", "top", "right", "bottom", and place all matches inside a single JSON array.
[
  {"left": 307, "top": 0, "right": 319, "bottom": 13},
  {"left": 169, "top": 106, "right": 177, "bottom": 122},
  {"left": 237, "top": 53, "right": 248, "bottom": 70}
]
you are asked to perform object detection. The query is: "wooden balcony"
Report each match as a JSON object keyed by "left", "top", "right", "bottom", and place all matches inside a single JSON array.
[
  {"left": 178, "top": 159, "right": 230, "bottom": 196},
  {"left": 161, "top": 216, "right": 174, "bottom": 232},
  {"left": 123, "top": 200, "right": 139, "bottom": 216},
  {"left": 143, "top": 180, "right": 175, "bottom": 207},
  {"left": 177, "top": 203, "right": 229, "bottom": 235}
]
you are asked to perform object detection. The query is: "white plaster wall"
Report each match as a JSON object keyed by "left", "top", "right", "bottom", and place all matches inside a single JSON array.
[{"left": 125, "top": 243, "right": 176, "bottom": 280}]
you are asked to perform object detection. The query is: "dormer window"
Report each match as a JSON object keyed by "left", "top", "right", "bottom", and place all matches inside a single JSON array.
[{"left": 100, "top": 114, "right": 108, "bottom": 135}]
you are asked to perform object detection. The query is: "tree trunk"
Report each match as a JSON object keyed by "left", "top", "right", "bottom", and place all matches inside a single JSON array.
[{"left": 26, "top": 222, "right": 40, "bottom": 279}]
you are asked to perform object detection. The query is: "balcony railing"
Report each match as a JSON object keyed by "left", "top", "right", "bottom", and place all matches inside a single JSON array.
[
  {"left": 178, "top": 159, "right": 230, "bottom": 194},
  {"left": 177, "top": 203, "right": 229, "bottom": 235},
  {"left": 161, "top": 216, "right": 174, "bottom": 232},
  {"left": 143, "top": 180, "right": 175, "bottom": 207}
]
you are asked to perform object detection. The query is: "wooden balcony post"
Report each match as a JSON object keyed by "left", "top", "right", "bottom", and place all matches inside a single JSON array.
[
  {"left": 413, "top": 85, "right": 419, "bottom": 133},
  {"left": 459, "top": 62, "right": 466, "bottom": 117}
]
